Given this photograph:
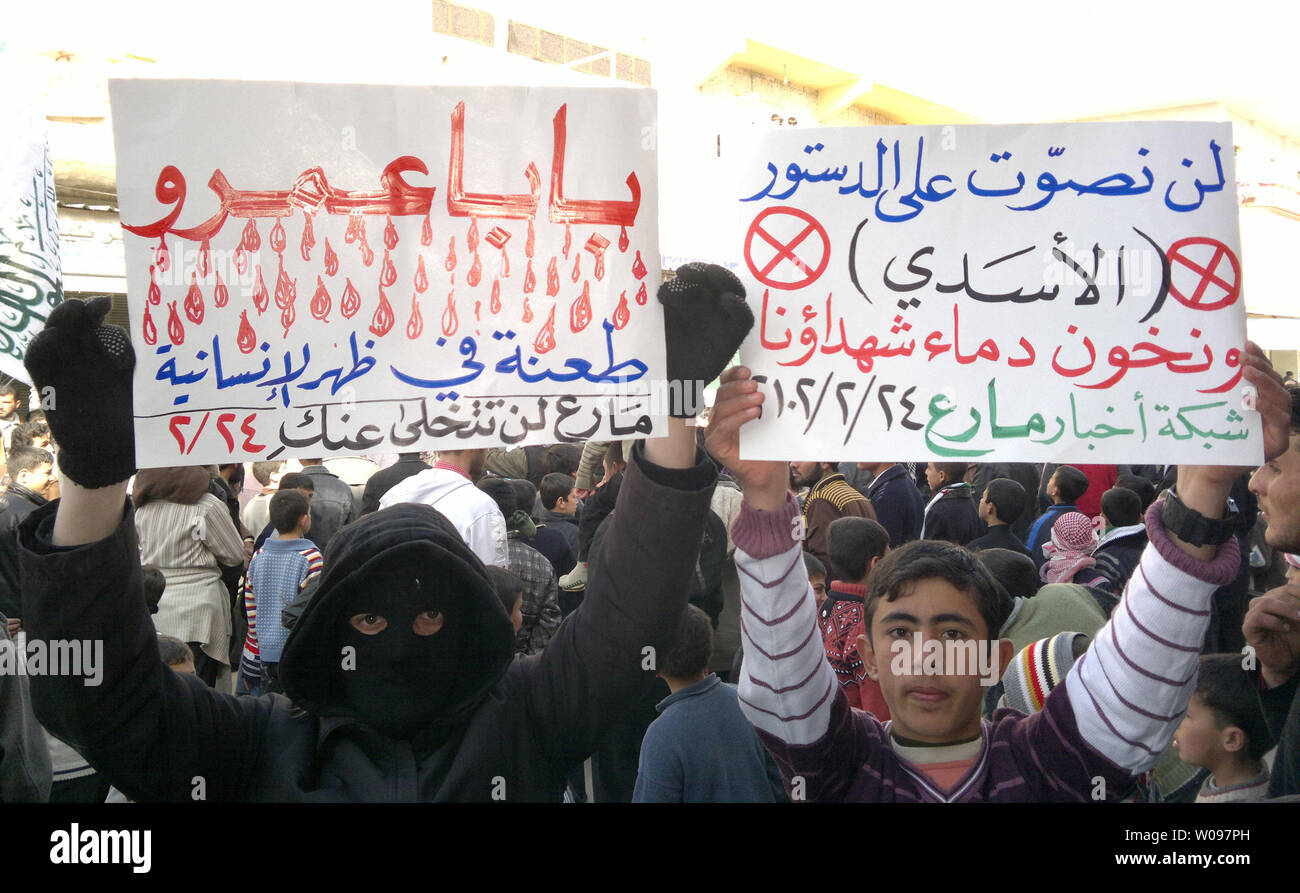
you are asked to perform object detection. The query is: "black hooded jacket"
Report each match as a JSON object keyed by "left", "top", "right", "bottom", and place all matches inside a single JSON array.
[{"left": 20, "top": 444, "right": 716, "bottom": 801}]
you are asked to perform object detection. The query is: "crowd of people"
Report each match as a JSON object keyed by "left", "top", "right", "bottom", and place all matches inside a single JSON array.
[{"left": 0, "top": 268, "right": 1298, "bottom": 804}]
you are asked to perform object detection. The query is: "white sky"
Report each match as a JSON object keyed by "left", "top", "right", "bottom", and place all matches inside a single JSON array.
[{"left": 7, "top": 0, "right": 1297, "bottom": 131}]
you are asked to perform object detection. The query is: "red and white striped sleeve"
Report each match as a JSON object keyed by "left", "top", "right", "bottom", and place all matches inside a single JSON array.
[
  {"left": 1064, "top": 500, "right": 1240, "bottom": 772},
  {"left": 731, "top": 492, "right": 838, "bottom": 746},
  {"left": 301, "top": 547, "right": 323, "bottom": 589}
]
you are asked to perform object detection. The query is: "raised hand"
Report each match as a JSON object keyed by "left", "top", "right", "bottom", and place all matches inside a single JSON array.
[
  {"left": 1243, "top": 583, "right": 1300, "bottom": 688},
  {"left": 705, "top": 366, "right": 788, "bottom": 510},
  {"left": 24, "top": 297, "right": 136, "bottom": 488}
]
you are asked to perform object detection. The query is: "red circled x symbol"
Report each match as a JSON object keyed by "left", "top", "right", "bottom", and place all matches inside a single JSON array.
[
  {"left": 1167, "top": 237, "right": 1240, "bottom": 312},
  {"left": 743, "top": 206, "right": 831, "bottom": 291}
]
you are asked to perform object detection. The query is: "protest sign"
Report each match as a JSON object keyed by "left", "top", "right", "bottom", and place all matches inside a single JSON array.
[
  {"left": 732, "top": 123, "right": 1259, "bottom": 464},
  {"left": 0, "top": 94, "right": 61, "bottom": 384},
  {"left": 110, "top": 81, "right": 662, "bottom": 467}
]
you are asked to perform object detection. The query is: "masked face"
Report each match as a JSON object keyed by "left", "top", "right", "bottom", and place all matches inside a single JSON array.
[{"left": 336, "top": 568, "right": 465, "bottom": 737}]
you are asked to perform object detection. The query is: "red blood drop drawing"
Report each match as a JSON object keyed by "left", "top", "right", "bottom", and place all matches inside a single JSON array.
[
  {"left": 490, "top": 277, "right": 502, "bottom": 314},
  {"left": 384, "top": 215, "right": 399, "bottom": 250},
  {"left": 324, "top": 239, "right": 339, "bottom": 276},
  {"left": 632, "top": 250, "right": 647, "bottom": 279},
  {"left": 421, "top": 212, "right": 433, "bottom": 247},
  {"left": 311, "top": 276, "right": 332, "bottom": 321},
  {"left": 584, "top": 233, "right": 610, "bottom": 283},
  {"left": 142, "top": 303, "right": 157, "bottom": 345},
  {"left": 612, "top": 290, "right": 630, "bottom": 330},
  {"left": 445, "top": 237, "right": 457, "bottom": 272},
  {"left": 500, "top": 247, "right": 510, "bottom": 279},
  {"left": 167, "top": 301, "right": 184, "bottom": 345},
  {"left": 546, "top": 257, "right": 560, "bottom": 296},
  {"left": 242, "top": 219, "right": 261, "bottom": 252},
  {"left": 155, "top": 237, "right": 170, "bottom": 273},
  {"left": 300, "top": 213, "right": 315, "bottom": 261},
  {"left": 341, "top": 278, "right": 361, "bottom": 319},
  {"left": 635, "top": 281, "right": 648, "bottom": 305},
  {"left": 562, "top": 223, "right": 572, "bottom": 259},
  {"left": 522, "top": 295, "right": 533, "bottom": 323},
  {"left": 184, "top": 272, "right": 205, "bottom": 324},
  {"left": 345, "top": 215, "right": 360, "bottom": 244},
  {"left": 198, "top": 239, "right": 212, "bottom": 277},
  {"left": 441, "top": 287, "right": 458, "bottom": 336},
  {"left": 252, "top": 265, "right": 269, "bottom": 314},
  {"left": 523, "top": 259, "right": 536, "bottom": 294},
  {"left": 570, "top": 252, "right": 581, "bottom": 283},
  {"left": 407, "top": 293, "right": 423, "bottom": 340},
  {"left": 467, "top": 251, "right": 482, "bottom": 287},
  {"left": 380, "top": 250, "right": 397, "bottom": 287},
  {"left": 525, "top": 218, "right": 535, "bottom": 259},
  {"left": 467, "top": 217, "right": 479, "bottom": 253},
  {"left": 270, "top": 218, "right": 287, "bottom": 254},
  {"left": 570, "top": 281, "right": 592, "bottom": 333},
  {"left": 214, "top": 270, "right": 229, "bottom": 308},
  {"left": 147, "top": 265, "right": 161, "bottom": 305},
  {"left": 281, "top": 299, "right": 296, "bottom": 337},
  {"left": 234, "top": 243, "right": 247, "bottom": 276},
  {"left": 534, "top": 305, "right": 557, "bottom": 354},
  {"left": 370, "top": 286, "right": 394, "bottom": 337},
  {"left": 237, "top": 310, "right": 257, "bottom": 354},
  {"left": 618, "top": 225, "right": 629, "bottom": 253},
  {"left": 474, "top": 300, "right": 481, "bottom": 322},
  {"left": 357, "top": 218, "right": 373, "bottom": 265},
  {"left": 275, "top": 260, "right": 294, "bottom": 309},
  {"left": 414, "top": 255, "right": 428, "bottom": 293}
]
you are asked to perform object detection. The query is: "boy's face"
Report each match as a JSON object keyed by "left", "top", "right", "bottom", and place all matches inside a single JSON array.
[
  {"left": 510, "top": 598, "right": 523, "bottom": 633},
  {"left": 809, "top": 573, "right": 827, "bottom": 608},
  {"left": 1173, "top": 693, "right": 1227, "bottom": 770},
  {"left": 857, "top": 577, "right": 1012, "bottom": 744},
  {"left": 925, "top": 463, "right": 943, "bottom": 492}
]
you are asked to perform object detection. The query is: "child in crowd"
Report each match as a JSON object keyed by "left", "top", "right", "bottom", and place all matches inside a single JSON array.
[
  {"left": 157, "top": 635, "right": 196, "bottom": 674},
  {"left": 820, "top": 516, "right": 889, "bottom": 717},
  {"left": 707, "top": 363, "right": 1269, "bottom": 802},
  {"left": 242, "top": 490, "right": 322, "bottom": 694},
  {"left": 486, "top": 566, "right": 525, "bottom": 635},
  {"left": 1176, "top": 654, "right": 1273, "bottom": 802}
]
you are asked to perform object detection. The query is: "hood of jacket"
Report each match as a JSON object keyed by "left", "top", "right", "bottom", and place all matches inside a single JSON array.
[{"left": 278, "top": 502, "right": 515, "bottom": 730}]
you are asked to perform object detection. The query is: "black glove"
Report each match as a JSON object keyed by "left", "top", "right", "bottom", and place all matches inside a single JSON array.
[
  {"left": 24, "top": 297, "right": 136, "bottom": 488},
  {"left": 657, "top": 263, "right": 753, "bottom": 417}
]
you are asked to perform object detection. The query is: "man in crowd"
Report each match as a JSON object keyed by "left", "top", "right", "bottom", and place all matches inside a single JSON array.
[
  {"left": 379, "top": 448, "right": 507, "bottom": 568},
  {"left": 790, "top": 460, "right": 878, "bottom": 577},
  {"left": 297, "top": 457, "right": 357, "bottom": 554},
  {"left": 861, "top": 461, "right": 924, "bottom": 547}
]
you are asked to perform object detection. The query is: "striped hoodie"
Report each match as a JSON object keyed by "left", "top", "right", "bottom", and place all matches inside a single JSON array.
[{"left": 733, "top": 494, "right": 1239, "bottom": 802}]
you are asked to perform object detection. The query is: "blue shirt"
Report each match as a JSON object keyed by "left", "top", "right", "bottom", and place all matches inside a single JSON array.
[{"left": 632, "top": 674, "right": 786, "bottom": 803}]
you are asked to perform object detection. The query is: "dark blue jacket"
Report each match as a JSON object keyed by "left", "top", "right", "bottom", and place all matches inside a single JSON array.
[{"left": 865, "top": 464, "right": 924, "bottom": 546}]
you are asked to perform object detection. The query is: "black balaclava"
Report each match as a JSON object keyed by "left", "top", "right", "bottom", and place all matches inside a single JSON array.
[
  {"left": 279, "top": 504, "right": 516, "bottom": 749},
  {"left": 336, "top": 565, "right": 466, "bottom": 738}
]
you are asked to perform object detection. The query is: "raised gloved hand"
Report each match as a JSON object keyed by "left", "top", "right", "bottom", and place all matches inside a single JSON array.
[
  {"left": 24, "top": 297, "right": 136, "bottom": 488},
  {"left": 657, "top": 263, "right": 753, "bottom": 417}
]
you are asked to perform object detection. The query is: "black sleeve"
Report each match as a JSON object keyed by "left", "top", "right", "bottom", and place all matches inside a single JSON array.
[
  {"left": 518, "top": 443, "right": 715, "bottom": 766},
  {"left": 19, "top": 501, "right": 273, "bottom": 802}
]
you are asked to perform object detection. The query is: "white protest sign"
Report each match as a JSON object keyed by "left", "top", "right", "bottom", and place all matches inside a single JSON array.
[
  {"left": 732, "top": 122, "right": 1258, "bottom": 465},
  {"left": 110, "top": 81, "right": 663, "bottom": 468}
]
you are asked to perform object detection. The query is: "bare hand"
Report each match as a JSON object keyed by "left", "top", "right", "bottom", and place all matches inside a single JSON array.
[
  {"left": 1243, "top": 582, "right": 1300, "bottom": 688},
  {"left": 6, "top": 617, "right": 20, "bottom": 637},
  {"left": 704, "top": 366, "right": 789, "bottom": 510}
]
